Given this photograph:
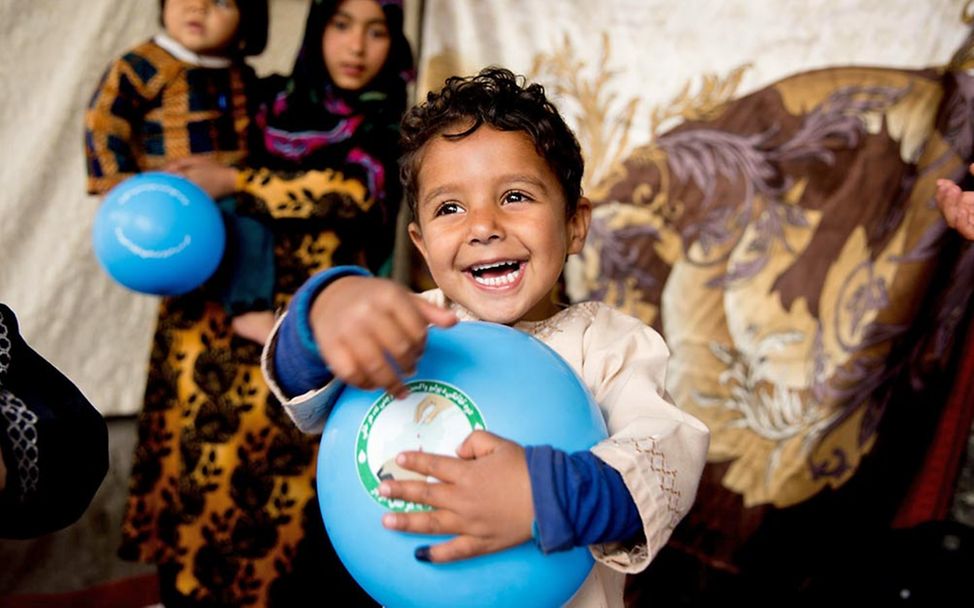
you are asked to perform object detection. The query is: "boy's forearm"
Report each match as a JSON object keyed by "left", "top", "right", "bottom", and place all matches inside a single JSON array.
[{"left": 525, "top": 445, "right": 641, "bottom": 554}]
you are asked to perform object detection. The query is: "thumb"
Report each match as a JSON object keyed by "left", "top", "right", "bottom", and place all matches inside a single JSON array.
[
  {"left": 414, "top": 297, "right": 459, "bottom": 328},
  {"left": 455, "top": 429, "right": 501, "bottom": 459}
]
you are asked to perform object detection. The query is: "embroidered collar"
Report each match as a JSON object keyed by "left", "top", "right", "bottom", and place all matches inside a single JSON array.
[
  {"left": 445, "top": 297, "right": 581, "bottom": 340},
  {"left": 154, "top": 33, "right": 232, "bottom": 68}
]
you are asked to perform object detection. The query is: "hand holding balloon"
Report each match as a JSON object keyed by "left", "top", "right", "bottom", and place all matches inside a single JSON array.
[
  {"left": 317, "top": 321, "right": 608, "bottom": 608},
  {"left": 310, "top": 276, "right": 458, "bottom": 398},
  {"left": 165, "top": 155, "right": 239, "bottom": 199},
  {"left": 379, "top": 430, "right": 534, "bottom": 563}
]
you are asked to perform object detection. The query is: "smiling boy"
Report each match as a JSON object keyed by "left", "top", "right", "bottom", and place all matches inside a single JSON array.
[{"left": 262, "top": 67, "right": 710, "bottom": 608}]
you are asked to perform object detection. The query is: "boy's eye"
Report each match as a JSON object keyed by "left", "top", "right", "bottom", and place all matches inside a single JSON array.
[
  {"left": 503, "top": 190, "right": 531, "bottom": 204},
  {"left": 213, "top": 0, "right": 235, "bottom": 8},
  {"left": 434, "top": 202, "right": 463, "bottom": 217}
]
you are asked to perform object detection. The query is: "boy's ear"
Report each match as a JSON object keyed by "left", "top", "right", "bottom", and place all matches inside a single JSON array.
[
  {"left": 407, "top": 221, "right": 430, "bottom": 263},
  {"left": 567, "top": 197, "right": 592, "bottom": 255}
]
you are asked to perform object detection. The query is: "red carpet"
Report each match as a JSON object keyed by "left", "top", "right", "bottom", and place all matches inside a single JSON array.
[{"left": 1, "top": 573, "right": 159, "bottom": 608}]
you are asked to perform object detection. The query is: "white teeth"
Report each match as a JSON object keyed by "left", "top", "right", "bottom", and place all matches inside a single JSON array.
[
  {"left": 472, "top": 265, "right": 522, "bottom": 287},
  {"left": 471, "top": 260, "right": 517, "bottom": 272}
]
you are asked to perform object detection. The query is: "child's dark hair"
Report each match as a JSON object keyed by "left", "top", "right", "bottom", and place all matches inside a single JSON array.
[
  {"left": 399, "top": 66, "right": 584, "bottom": 220},
  {"left": 159, "top": 0, "right": 268, "bottom": 57}
]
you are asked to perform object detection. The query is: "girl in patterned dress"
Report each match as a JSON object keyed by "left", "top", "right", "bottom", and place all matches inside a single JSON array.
[{"left": 114, "top": 0, "right": 412, "bottom": 605}]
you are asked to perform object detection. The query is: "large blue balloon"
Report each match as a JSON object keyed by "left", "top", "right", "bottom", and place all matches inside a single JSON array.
[
  {"left": 92, "top": 172, "right": 225, "bottom": 296},
  {"left": 317, "top": 321, "right": 609, "bottom": 608}
]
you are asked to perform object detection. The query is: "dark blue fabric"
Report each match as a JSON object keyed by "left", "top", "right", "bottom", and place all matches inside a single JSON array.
[
  {"left": 273, "top": 266, "right": 370, "bottom": 397},
  {"left": 0, "top": 304, "right": 109, "bottom": 539},
  {"left": 525, "top": 445, "right": 642, "bottom": 554},
  {"left": 214, "top": 196, "right": 275, "bottom": 315}
]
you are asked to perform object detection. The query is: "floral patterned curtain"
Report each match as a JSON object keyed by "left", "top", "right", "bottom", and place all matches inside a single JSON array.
[{"left": 414, "top": 0, "right": 974, "bottom": 599}]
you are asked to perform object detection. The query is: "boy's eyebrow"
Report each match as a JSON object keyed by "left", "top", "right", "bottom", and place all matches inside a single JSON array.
[
  {"left": 501, "top": 174, "right": 550, "bottom": 193},
  {"left": 420, "top": 184, "right": 458, "bottom": 207}
]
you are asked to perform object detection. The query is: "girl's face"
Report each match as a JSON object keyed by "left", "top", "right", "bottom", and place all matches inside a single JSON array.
[
  {"left": 408, "top": 126, "right": 591, "bottom": 326},
  {"left": 322, "top": 0, "right": 392, "bottom": 92},
  {"left": 163, "top": 0, "right": 240, "bottom": 55}
]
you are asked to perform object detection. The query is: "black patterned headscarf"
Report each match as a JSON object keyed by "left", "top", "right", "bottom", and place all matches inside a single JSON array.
[{"left": 257, "top": 0, "right": 413, "bottom": 204}]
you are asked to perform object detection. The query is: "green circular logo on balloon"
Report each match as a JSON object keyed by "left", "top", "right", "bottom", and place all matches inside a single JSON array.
[{"left": 355, "top": 380, "right": 486, "bottom": 512}]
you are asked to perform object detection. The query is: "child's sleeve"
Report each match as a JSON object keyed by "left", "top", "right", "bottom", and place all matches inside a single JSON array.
[
  {"left": 83, "top": 56, "right": 149, "bottom": 195},
  {"left": 525, "top": 444, "right": 642, "bottom": 553},
  {"left": 581, "top": 305, "right": 711, "bottom": 573}
]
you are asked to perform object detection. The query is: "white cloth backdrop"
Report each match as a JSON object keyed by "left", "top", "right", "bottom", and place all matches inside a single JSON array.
[{"left": 0, "top": 0, "right": 968, "bottom": 417}]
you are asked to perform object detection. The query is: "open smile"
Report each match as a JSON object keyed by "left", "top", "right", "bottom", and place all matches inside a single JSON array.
[{"left": 465, "top": 260, "right": 525, "bottom": 288}]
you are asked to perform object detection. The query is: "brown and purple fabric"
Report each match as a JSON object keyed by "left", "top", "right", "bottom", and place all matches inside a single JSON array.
[{"left": 572, "top": 39, "right": 974, "bottom": 593}]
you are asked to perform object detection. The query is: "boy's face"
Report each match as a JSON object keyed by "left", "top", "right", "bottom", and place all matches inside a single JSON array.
[
  {"left": 408, "top": 125, "right": 591, "bottom": 325},
  {"left": 163, "top": 0, "right": 240, "bottom": 56},
  {"left": 322, "top": 0, "right": 391, "bottom": 92}
]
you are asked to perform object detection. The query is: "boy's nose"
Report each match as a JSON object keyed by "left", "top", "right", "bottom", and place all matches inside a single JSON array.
[{"left": 467, "top": 207, "right": 504, "bottom": 244}]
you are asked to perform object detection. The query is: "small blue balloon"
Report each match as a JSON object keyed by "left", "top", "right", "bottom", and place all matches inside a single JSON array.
[
  {"left": 318, "top": 321, "right": 609, "bottom": 608},
  {"left": 92, "top": 172, "right": 225, "bottom": 296}
]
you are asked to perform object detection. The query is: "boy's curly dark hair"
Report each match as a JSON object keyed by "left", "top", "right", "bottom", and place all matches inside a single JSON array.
[{"left": 399, "top": 66, "right": 584, "bottom": 220}]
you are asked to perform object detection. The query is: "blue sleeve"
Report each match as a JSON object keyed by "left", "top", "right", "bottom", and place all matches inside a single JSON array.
[
  {"left": 524, "top": 445, "right": 642, "bottom": 554},
  {"left": 273, "top": 265, "right": 371, "bottom": 397}
]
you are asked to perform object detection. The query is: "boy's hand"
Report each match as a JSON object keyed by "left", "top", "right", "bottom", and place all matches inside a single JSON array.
[
  {"left": 311, "top": 276, "right": 457, "bottom": 398},
  {"left": 164, "top": 156, "right": 238, "bottom": 199},
  {"left": 378, "top": 430, "right": 535, "bottom": 563},
  {"left": 936, "top": 171, "right": 974, "bottom": 240}
]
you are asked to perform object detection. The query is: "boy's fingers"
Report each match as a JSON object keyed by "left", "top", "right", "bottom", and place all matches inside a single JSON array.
[
  {"left": 367, "top": 314, "right": 423, "bottom": 379},
  {"left": 381, "top": 508, "right": 463, "bottom": 538},
  {"left": 321, "top": 340, "right": 382, "bottom": 389},
  {"left": 413, "top": 297, "right": 459, "bottom": 328},
  {"left": 455, "top": 430, "right": 502, "bottom": 460},
  {"left": 379, "top": 478, "right": 451, "bottom": 510},
  {"left": 337, "top": 334, "right": 406, "bottom": 396},
  {"left": 417, "top": 536, "right": 490, "bottom": 564},
  {"left": 395, "top": 450, "right": 465, "bottom": 483},
  {"left": 391, "top": 303, "right": 435, "bottom": 369}
]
